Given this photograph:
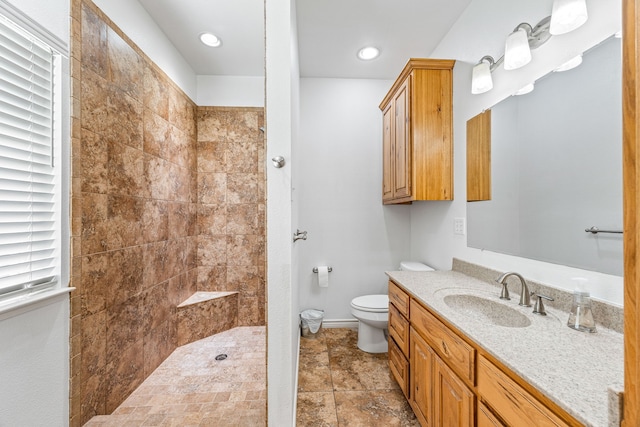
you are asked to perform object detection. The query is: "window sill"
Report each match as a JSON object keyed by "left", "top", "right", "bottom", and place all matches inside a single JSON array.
[{"left": 0, "top": 287, "right": 75, "bottom": 321}]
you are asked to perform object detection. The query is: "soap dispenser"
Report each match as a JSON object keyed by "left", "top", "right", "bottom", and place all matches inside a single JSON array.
[{"left": 567, "top": 277, "right": 596, "bottom": 333}]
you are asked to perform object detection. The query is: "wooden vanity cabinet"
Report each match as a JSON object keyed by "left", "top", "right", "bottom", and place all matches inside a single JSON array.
[
  {"left": 477, "top": 355, "right": 570, "bottom": 427},
  {"left": 389, "top": 282, "right": 411, "bottom": 398},
  {"left": 388, "top": 280, "right": 578, "bottom": 427},
  {"left": 380, "top": 59, "right": 455, "bottom": 204},
  {"left": 409, "top": 327, "right": 435, "bottom": 426}
]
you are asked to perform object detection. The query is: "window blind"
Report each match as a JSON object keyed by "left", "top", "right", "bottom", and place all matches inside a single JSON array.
[{"left": 0, "top": 14, "right": 57, "bottom": 300}]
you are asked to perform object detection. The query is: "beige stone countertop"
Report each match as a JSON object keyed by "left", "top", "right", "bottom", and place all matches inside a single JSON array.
[{"left": 386, "top": 270, "right": 623, "bottom": 427}]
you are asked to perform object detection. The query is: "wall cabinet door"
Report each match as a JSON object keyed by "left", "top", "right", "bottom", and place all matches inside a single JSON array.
[
  {"left": 410, "top": 327, "right": 434, "bottom": 427},
  {"left": 393, "top": 78, "right": 411, "bottom": 200},
  {"left": 382, "top": 103, "right": 394, "bottom": 202},
  {"left": 433, "top": 354, "right": 475, "bottom": 427}
]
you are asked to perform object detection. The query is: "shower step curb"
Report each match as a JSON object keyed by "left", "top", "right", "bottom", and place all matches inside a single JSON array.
[{"left": 177, "top": 291, "right": 239, "bottom": 346}]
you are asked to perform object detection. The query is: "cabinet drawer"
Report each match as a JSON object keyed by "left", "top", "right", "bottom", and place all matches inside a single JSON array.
[
  {"left": 389, "top": 303, "right": 409, "bottom": 356},
  {"left": 477, "top": 355, "right": 570, "bottom": 427},
  {"left": 410, "top": 299, "right": 475, "bottom": 384},
  {"left": 389, "top": 281, "right": 410, "bottom": 317},
  {"left": 389, "top": 337, "right": 409, "bottom": 399},
  {"left": 478, "top": 402, "right": 506, "bottom": 427}
]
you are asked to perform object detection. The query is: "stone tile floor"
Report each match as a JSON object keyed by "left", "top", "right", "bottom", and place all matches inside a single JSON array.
[
  {"left": 85, "top": 326, "right": 266, "bottom": 427},
  {"left": 84, "top": 326, "right": 417, "bottom": 426},
  {"left": 296, "top": 328, "right": 419, "bottom": 426}
]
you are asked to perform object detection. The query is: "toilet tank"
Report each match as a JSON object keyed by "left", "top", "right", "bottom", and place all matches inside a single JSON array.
[{"left": 399, "top": 261, "right": 434, "bottom": 272}]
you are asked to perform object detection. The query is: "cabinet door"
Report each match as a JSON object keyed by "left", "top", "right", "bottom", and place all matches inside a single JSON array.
[
  {"left": 393, "top": 77, "right": 411, "bottom": 199},
  {"left": 434, "top": 356, "right": 474, "bottom": 427},
  {"left": 410, "top": 327, "right": 434, "bottom": 427},
  {"left": 382, "top": 103, "right": 394, "bottom": 201}
]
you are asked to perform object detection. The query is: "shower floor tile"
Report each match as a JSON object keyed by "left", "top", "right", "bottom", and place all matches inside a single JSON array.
[{"left": 85, "top": 326, "right": 266, "bottom": 427}]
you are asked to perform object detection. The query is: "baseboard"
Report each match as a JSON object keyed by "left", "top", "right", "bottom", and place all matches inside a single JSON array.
[{"left": 322, "top": 318, "right": 359, "bottom": 329}]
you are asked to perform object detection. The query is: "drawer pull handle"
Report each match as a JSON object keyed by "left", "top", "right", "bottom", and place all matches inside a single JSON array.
[{"left": 441, "top": 341, "right": 449, "bottom": 355}]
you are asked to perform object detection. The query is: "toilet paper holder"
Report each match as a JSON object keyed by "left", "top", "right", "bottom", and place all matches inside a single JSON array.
[{"left": 313, "top": 267, "right": 332, "bottom": 273}]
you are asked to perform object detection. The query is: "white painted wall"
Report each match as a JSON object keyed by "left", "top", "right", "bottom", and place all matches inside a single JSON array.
[
  {"left": 297, "top": 78, "right": 411, "bottom": 321},
  {"left": 197, "top": 75, "right": 264, "bottom": 107},
  {"left": 93, "top": 0, "right": 198, "bottom": 100},
  {"left": 0, "top": 1, "right": 70, "bottom": 425},
  {"left": 0, "top": 296, "right": 71, "bottom": 427},
  {"left": 266, "top": 0, "right": 298, "bottom": 424},
  {"left": 413, "top": 0, "right": 623, "bottom": 305}
]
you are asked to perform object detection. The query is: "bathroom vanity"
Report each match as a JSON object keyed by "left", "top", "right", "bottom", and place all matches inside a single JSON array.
[{"left": 387, "top": 269, "right": 623, "bottom": 426}]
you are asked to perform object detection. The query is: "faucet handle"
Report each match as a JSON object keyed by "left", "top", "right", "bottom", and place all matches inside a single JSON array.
[
  {"left": 532, "top": 293, "right": 554, "bottom": 316},
  {"left": 499, "top": 282, "right": 510, "bottom": 300}
]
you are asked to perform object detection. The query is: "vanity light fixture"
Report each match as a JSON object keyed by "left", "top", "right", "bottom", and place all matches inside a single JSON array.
[
  {"left": 200, "top": 32, "right": 222, "bottom": 47},
  {"left": 357, "top": 46, "right": 380, "bottom": 60},
  {"left": 554, "top": 54, "right": 583, "bottom": 72},
  {"left": 549, "top": 0, "right": 588, "bottom": 35},
  {"left": 471, "top": 56, "right": 497, "bottom": 94},
  {"left": 504, "top": 27, "right": 532, "bottom": 70},
  {"left": 471, "top": 0, "right": 588, "bottom": 94},
  {"left": 504, "top": 18, "right": 552, "bottom": 71}
]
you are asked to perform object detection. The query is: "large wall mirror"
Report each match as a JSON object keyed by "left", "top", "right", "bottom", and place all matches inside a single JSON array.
[{"left": 467, "top": 36, "right": 623, "bottom": 276}]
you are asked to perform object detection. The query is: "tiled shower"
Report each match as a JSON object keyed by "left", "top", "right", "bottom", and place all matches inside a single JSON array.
[{"left": 69, "top": 1, "right": 266, "bottom": 425}]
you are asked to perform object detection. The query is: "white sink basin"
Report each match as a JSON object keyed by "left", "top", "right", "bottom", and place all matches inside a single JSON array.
[{"left": 443, "top": 294, "right": 531, "bottom": 328}]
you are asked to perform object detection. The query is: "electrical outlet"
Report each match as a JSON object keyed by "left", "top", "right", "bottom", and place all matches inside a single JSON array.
[{"left": 454, "top": 217, "right": 466, "bottom": 235}]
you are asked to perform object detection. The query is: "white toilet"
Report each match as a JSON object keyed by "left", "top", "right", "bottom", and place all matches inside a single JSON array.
[{"left": 350, "top": 261, "right": 434, "bottom": 353}]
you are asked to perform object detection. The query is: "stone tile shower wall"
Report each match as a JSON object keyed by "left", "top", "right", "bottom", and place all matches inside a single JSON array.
[
  {"left": 70, "top": 2, "right": 198, "bottom": 424},
  {"left": 197, "top": 108, "right": 266, "bottom": 327},
  {"left": 69, "top": 1, "right": 265, "bottom": 425}
]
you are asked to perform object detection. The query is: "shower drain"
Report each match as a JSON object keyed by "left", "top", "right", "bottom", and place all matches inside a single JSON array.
[{"left": 215, "top": 353, "right": 228, "bottom": 361}]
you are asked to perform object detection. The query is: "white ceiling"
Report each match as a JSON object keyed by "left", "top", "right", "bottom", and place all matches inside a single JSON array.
[{"left": 139, "top": 0, "right": 472, "bottom": 80}]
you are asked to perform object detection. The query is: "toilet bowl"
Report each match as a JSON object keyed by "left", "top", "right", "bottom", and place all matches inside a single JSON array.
[
  {"left": 351, "top": 261, "right": 434, "bottom": 353},
  {"left": 350, "top": 294, "right": 389, "bottom": 353}
]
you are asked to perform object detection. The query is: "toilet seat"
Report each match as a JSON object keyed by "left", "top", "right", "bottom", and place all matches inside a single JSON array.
[{"left": 351, "top": 294, "right": 388, "bottom": 313}]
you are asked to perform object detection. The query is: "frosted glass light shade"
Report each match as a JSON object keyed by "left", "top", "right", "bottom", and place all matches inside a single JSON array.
[
  {"left": 504, "top": 28, "right": 532, "bottom": 70},
  {"left": 471, "top": 61, "right": 493, "bottom": 94},
  {"left": 550, "top": 0, "right": 588, "bottom": 35}
]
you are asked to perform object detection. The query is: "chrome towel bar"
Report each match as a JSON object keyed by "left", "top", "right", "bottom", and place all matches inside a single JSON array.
[
  {"left": 312, "top": 267, "right": 332, "bottom": 273},
  {"left": 585, "top": 226, "right": 623, "bottom": 234}
]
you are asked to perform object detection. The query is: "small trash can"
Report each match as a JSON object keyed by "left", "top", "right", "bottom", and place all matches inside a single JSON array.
[{"left": 300, "top": 309, "right": 324, "bottom": 338}]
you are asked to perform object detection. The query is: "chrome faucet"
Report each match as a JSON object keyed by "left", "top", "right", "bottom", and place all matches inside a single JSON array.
[{"left": 495, "top": 272, "right": 532, "bottom": 307}]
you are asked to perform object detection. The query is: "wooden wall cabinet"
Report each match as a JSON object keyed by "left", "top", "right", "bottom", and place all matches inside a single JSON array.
[
  {"left": 388, "top": 280, "right": 578, "bottom": 427},
  {"left": 380, "top": 59, "right": 455, "bottom": 204},
  {"left": 467, "top": 110, "right": 492, "bottom": 201}
]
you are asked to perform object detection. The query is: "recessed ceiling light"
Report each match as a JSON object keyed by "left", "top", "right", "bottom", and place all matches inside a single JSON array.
[
  {"left": 200, "top": 32, "right": 222, "bottom": 47},
  {"left": 357, "top": 46, "right": 380, "bottom": 61}
]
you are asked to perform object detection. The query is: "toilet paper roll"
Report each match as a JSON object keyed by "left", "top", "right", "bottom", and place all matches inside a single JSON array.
[{"left": 317, "top": 266, "right": 329, "bottom": 288}]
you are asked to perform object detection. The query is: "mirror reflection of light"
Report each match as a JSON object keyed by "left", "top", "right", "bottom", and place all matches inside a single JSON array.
[
  {"left": 513, "top": 83, "right": 534, "bottom": 96},
  {"left": 554, "top": 55, "right": 583, "bottom": 72}
]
